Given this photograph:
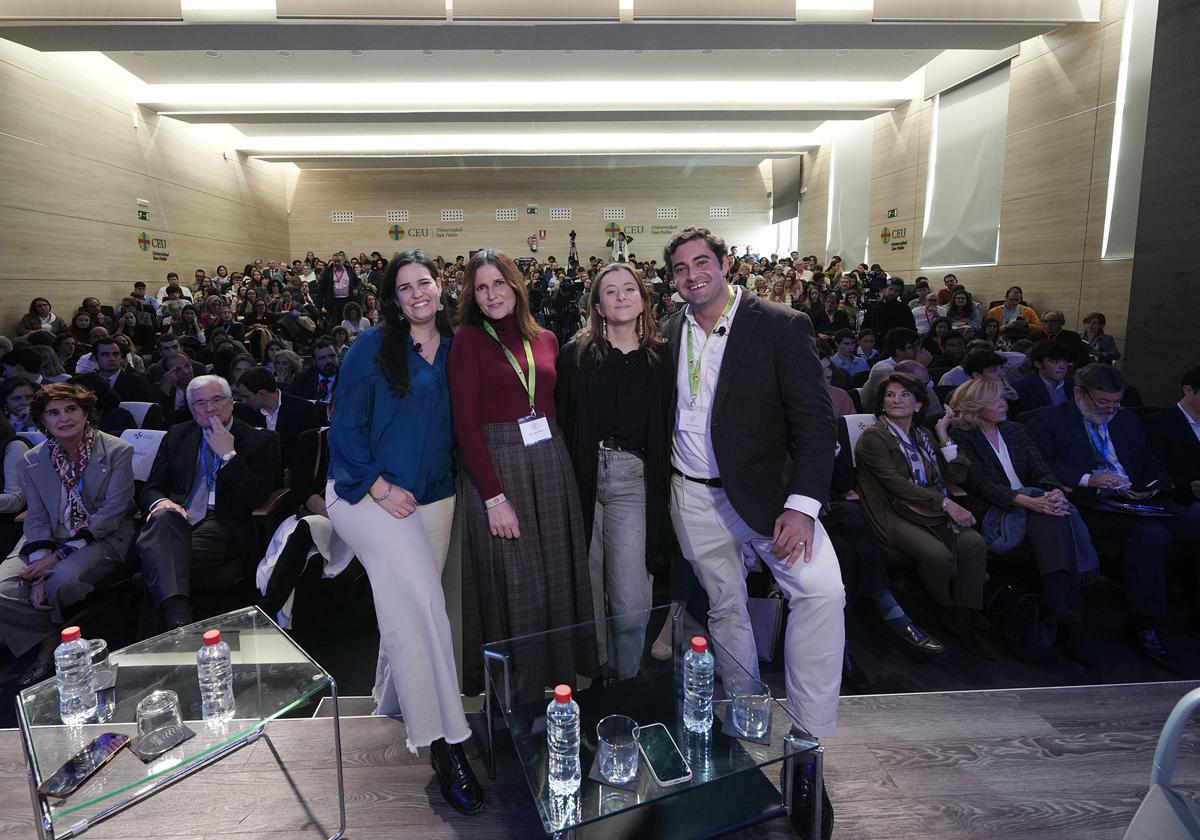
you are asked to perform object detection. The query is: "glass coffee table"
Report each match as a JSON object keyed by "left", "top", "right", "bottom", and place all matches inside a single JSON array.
[
  {"left": 15, "top": 607, "right": 345, "bottom": 840},
  {"left": 482, "top": 604, "right": 823, "bottom": 839}
]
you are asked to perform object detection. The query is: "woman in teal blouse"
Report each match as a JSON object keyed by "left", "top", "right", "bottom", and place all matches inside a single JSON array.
[{"left": 326, "top": 251, "right": 485, "bottom": 816}]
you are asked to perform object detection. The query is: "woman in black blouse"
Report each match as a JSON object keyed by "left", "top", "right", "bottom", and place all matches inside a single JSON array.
[{"left": 556, "top": 262, "right": 672, "bottom": 678}]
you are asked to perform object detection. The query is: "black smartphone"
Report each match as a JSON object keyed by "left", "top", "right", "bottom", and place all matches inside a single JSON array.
[
  {"left": 37, "top": 732, "right": 130, "bottom": 800},
  {"left": 635, "top": 723, "right": 691, "bottom": 787}
]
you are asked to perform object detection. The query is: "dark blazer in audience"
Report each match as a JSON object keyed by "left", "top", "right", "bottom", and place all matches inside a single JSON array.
[
  {"left": 286, "top": 367, "right": 336, "bottom": 402},
  {"left": 1144, "top": 406, "right": 1200, "bottom": 506},
  {"left": 1014, "top": 374, "right": 1075, "bottom": 415},
  {"left": 245, "top": 391, "right": 320, "bottom": 468},
  {"left": 110, "top": 369, "right": 153, "bottom": 403}
]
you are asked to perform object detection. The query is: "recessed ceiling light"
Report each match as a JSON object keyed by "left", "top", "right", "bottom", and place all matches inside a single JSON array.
[
  {"left": 204, "top": 50, "right": 220, "bottom": 58},
  {"left": 422, "top": 49, "right": 435, "bottom": 56},
  {"left": 492, "top": 49, "right": 504, "bottom": 55},
  {"left": 131, "top": 50, "right": 148, "bottom": 58},
  {"left": 768, "top": 48, "right": 782, "bottom": 56},
  {"left": 276, "top": 50, "right": 292, "bottom": 58},
  {"left": 835, "top": 49, "right": 850, "bottom": 56},
  {"left": 350, "top": 49, "right": 366, "bottom": 57},
  {"left": 701, "top": 49, "right": 713, "bottom": 55}
]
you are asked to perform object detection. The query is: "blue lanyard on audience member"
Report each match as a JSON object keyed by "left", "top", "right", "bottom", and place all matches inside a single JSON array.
[
  {"left": 200, "top": 445, "right": 221, "bottom": 488},
  {"left": 1086, "top": 421, "right": 1114, "bottom": 469}
]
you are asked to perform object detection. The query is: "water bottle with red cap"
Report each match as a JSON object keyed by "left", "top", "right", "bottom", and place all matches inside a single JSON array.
[
  {"left": 683, "top": 636, "right": 715, "bottom": 733},
  {"left": 196, "top": 629, "right": 235, "bottom": 722},
  {"left": 54, "top": 626, "right": 97, "bottom": 725},
  {"left": 546, "top": 684, "right": 581, "bottom": 795}
]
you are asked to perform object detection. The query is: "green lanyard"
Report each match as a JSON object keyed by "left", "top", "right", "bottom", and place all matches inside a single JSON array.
[
  {"left": 685, "top": 288, "right": 737, "bottom": 406},
  {"left": 482, "top": 321, "right": 537, "bottom": 412}
]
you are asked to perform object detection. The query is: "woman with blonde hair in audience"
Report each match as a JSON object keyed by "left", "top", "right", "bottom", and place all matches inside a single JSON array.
[
  {"left": 854, "top": 371, "right": 994, "bottom": 659},
  {"left": 363, "top": 292, "right": 382, "bottom": 326},
  {"left": 1082, "top": 312, "right": 1121, "bottom": 365},
  {"left": 273, "top": 350, "right": 303, "bottom": 387},
  {"left": 949, "top": 378, "right": 1098, "bottom": 663},
  {"left": 768, "top": 279, "right": 791, "bottom": 306},
  {"left": 200, "top": 294, "right": 225, "bottom": 331},
  {"left": 449, "top": 249, "right": 597, "bottom": 700},
  {"left": 0, "top": 383, "right": 134, "bottom": 687}
]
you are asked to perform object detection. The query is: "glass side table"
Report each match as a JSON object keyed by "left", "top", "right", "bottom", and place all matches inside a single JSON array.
[
  {"left": 482, "top": 604, "right": 823, "bottom": 839},
  {"left": 16, "top": 606, "right": 345, "bottom": 840}
]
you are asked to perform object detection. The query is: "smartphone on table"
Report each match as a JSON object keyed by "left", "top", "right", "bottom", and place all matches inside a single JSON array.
[
  {"left": 37, "top": 733, "right": 130, "bottom": 799},
  {"left": 635, "top": 723, "right": 691, "bottom": 787}
]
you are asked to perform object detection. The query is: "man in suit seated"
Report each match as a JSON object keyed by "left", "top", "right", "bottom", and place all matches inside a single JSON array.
[
  {"left": 144, "top": 334, "right": 205, "bottom": 386},
  {"left": 136, "top": 374, "right": 282, "bottom": 630},
  {"left": 152, "top": 351, "right": 197, "bottom": 427},
  {"left": 1014, "top": 341, "right": 1074, "bottom": 415},
  {"left": 286, "top": 337, "right": 340, "bottom": 423},
  {"left": 1145, "top": 365, "right": 1200, "bottom": 510},
  {"left": 1039, "top": 310, "right": 1090, "bottom": 367},
  {"left": 234, "top": 366, "right": 319, "bottom": 470},
  {"left": 1025, "top": 364, "right": 1200, "bottom": 672},
  {"left": 92, "top": 336, "right": 151, "bottom": 402}
]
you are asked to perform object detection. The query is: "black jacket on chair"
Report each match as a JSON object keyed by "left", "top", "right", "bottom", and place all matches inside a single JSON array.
[
  {"left": 1024, "top": 400, "right": 1173, "bottom": 498},
  {"left": 1144, "top": 406, "right": 1200, "bottom": 506},
  {"left": 140, "top": 418, "right": 282, "bottom": 562},
  {"left": 662, "top": 293, "right": 835, "bottom": 537}
]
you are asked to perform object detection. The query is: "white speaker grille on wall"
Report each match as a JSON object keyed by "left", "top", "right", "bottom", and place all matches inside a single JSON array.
[
  {"left": 496, "top": 208, "right": 518, "bottom": 221},
  {"left": 386, "top": 210, "right": 408, "bottom": 222},
  {"left": 603, "top": 207, "right": 625, "bottom": 220},
  {"left": 441, "top": 208, "right": 465, "bottom": 222},
  {"left": 709, "top": 206, "right": 731, "bottom": 220},
  {"left": 331, "top": 210, "right": 355, "bottom": 224},
  {"left": 549, "top": 208, "right": 572, "bottom": 221},
  {"left": 657, "top": 207, "right": 679, "bottom": 220}
]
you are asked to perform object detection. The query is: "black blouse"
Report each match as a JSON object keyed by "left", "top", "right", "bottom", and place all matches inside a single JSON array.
[{"left": 596, "top": 347, "right": 652, "bottom": 452}]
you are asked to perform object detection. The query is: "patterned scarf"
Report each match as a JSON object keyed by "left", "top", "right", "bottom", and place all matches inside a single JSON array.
[
  {"left": 49, "top": 426, "right": 95, "bottom": 536},
  {"left": 882, "top": 418, "right": 947, "bottom": 496}
]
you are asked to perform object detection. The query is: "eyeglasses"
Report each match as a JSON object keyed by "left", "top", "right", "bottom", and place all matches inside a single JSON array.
[
  {"left": 191, "top": 395, "right": 230, "bottom": 411},
  {"left": 1082, "top": 389, "right": 1121, "bottom": 411}
]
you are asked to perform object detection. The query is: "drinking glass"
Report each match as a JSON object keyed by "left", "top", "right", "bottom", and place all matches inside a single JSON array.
[
  {"left": 728, "top": 676, "right": 771, "bottom": 739},
  {"left": 596, "top": 714, "right": 639, "bottom": 784}
]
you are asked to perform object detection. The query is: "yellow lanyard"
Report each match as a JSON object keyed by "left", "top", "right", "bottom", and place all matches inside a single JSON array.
[
  {"left": 482, "top": 321, "right": 536, "bottom": 413},
  {"left": 685, "top": 288, "right": 736, "bottom": 406}
]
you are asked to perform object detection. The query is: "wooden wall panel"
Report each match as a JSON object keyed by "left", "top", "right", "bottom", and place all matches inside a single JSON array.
[
  {"left": 0, "top": 40, "right": 291, "bottom": 334},
  {"left": 287, "top": 166, "right": 772, "bottom": 267}
]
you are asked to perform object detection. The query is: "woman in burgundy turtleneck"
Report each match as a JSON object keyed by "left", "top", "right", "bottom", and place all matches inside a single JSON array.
[{"left": 448, "top": 250, "right": 597, "bottom": 697}]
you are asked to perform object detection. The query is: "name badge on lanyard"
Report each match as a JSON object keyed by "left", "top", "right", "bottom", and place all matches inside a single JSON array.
[
  {"left": 482, "top": 321, "right": 551, "bottom": 448},
  {"left": 678, "top": 408, "right": 707, "bottom": 433},
  {"left": 679, "top": 288, "right": 735, "bottom": 433}
]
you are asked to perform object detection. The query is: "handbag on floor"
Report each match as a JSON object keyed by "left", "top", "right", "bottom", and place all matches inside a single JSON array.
[{"left": 985, "top": 580, "right": 1056, "bottom": 661}]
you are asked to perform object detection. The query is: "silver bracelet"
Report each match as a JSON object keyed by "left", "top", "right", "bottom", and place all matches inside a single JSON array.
[
  {"left": 485, "top": 493, "right": 507, "bottom": 510},
  {"left": 371, "top": 484, "right": 392, "bottom": 503}
]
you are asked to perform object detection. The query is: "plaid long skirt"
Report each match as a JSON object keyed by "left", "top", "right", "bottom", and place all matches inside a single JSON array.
[{"left": 459, "top": 419, "right": 599, "bottom": 698}]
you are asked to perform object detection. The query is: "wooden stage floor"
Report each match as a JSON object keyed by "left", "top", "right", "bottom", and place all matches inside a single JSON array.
[{"left": 2, "top": 680, "right": 1197, "bottom": 840}]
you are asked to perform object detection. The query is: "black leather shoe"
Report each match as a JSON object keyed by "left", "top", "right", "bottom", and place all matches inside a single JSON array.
[
  {"left": 841, "top": 648, "right": 872, "bottom": 694},
  {"left": 1129, "top": 626, "right": 1183, "bottom": 674},
  {"left": 784, "top": 761, "right": 834, "bottom": 840},
  {"left": 892, "top": 622, "right": 947, "bottom": 656},
  {"left": 430, "top": 738, "right": 486, "bottom": 815}
]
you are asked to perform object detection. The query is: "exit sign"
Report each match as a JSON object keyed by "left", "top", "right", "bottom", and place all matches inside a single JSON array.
[
  {"left": 138, "top": 210, "right": 149, "bottom": 221},
  {"left": 887, "top": 208, "right": 897, "bottom": 219}
]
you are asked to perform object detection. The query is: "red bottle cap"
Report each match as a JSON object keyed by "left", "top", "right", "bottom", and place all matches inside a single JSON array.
[
  {"left": 61, "top": 626, "right": 81, "bottom": 643},
  {"left": 691, "top": 636, "right": 708, "bottom": 654},
  {"left": 203, "top": 630, "right": 222, "bottom": 646},
  {"left": 553, "top": 684, "right": 573, "bottom": 703}
]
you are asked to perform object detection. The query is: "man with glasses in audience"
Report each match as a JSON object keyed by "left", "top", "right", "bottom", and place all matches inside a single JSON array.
[
  {"left": 1039, "top": 309, "right": 1090, "bottom": 367},
  {"left": 136, "top": 375, "right": 281, "bottom": 630},
  {"left": 1026, "top": 364, "right": 1200, "bottom": 673}
]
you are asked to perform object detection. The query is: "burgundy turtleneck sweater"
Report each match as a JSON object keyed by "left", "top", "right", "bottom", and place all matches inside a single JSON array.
[{"left": 448, "top": 314, "right": 560, "bottom": 500}]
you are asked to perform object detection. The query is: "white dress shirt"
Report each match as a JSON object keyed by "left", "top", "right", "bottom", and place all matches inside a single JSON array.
[
  {"left": 261, "top": 392, "right": 282, "bottom": 432},
  {"left": 1179, "top": 402, "right": 1200, "bottom": 447},
  {"left": 984, "top": 428, "right": 1023, "bottom": 490},
  {"left": 672, "top": 286, "right": 823, "bottom": 522}
]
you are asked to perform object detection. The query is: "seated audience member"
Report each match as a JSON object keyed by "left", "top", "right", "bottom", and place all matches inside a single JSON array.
[
  {"left": 131, "top": 281, "right": 158, "bottom": 316},
  {"left": 91, "top": 337, "right": 152, "bottom": 402},
  {"left": 330, "top": 326, "right": 351, "bottom": 359},
  {"left": 854, "top": 372, "right": 994, "bottom": 658},
  {"left": 945, "top": 289, "right": 981, "bottom": 334},
  {"left": 67, "top": 310, "right": 94, "bottom": 346},
  {"left": 1039, "top": 310, "right": 1090, "bottom": 367},
  {"left": 287, "top": 337, "right": 340, "bottom": 418},
  {"left": 986, "top": 286, "right": 1043, "bottom": 337},
  {"left": 861, "top": 327, "right": 927, "bottom": 411},
  {"left": 0, "top": 384, "right": 134, "bottom": 686},
  {"left": 894, "top": 359, "right": 944, "bottom": 418},
  {"left": 1, "top": 378, "right": 38, "bottom": 434},
  {"left": 226, "top": 352, "right": 258, "bottom": 387},
  {"left": 2, "top": 347, "right": 46, "bottom": 384},
  {"left": 54, "top": 334, "right": 77, "bottom": 375},
  {"left": 340, "top": 302, "right": 371, "bottom": 342},
  {"left": 864, "top": 278, "right": 916, "bottom": 343},
  {"left": 1025, "top": 364, "right": 1200, "bottom": 672},
  {"left": 153, "top": 351, "right": 197, "bottom": 426},
  {"left": 949, "top": 379, "right": 1099, "bottom": 663},
  {"left": 157, "top": 272, "right": 193, "bottom": 302},
  {"left": 818, "top": 350, "right": 856, "bottom": 417},
  {"left": 831, "top": 328, "right": 869, "bottom": 379},
  {"left": 1144, "top": 365, "right": 1200, "bottom": 509},
  {"left": 80, "top": 297, "right": 112, "bottom": 331},
  {"left": 949, "top": 349, "right": 1019, "bottom": 401},
  {"left": 929, "top": 332, "right": 967, "bottom": 381},
  {"left": 71, "top": 326, "right": 111, "bottom": 375},
  {"left": 15, "top": 298, "right": 66, "bottom": 340},
  {"left": 920, "top": 318, "right": 952, "bottom": 356},
  {"left": 1082, "top": 312, "right": 1121, "bottom": 365},
  {"left": 136, "top": 375, "right": 282, "bottom": 630},
  {"left": 271, "top": 349, "right": 303, "bottom": 388},
  {"left": 914, "top": 292, "right": 946, "bottom": 336},
  {"left": 810, "top": 292, "right": 850, "bottom": 339},
  {"left": 233, "top": 367, "right": 319, "bottom": 469},
  {"left": 255, "top": 421, "right": 354, "bottom": 628},
  {"left": 857, "top": 328, "right": 879, "bottom": 365},
  {"left": 145, "top": 335, "right": 204, "bottom": 385},
  {"left": 1014, "top": 341, "right": 1074, "bottom": 414},
  {"left": 0, "top": 413, "right": 30, "bottom": 557},
  {"left": 934, "top": 273, "right": 963, "bottom": 306},
  {"left": 113, "top": 301, "right": 155, "bottom": 352},
  {"left": 210, "top": 303, "right": 245, "bottom": 343},
  {"left": 112, "top": 334, "right": 144, "bottom": 375},
  {"left": 69, "top": 374, "right": 137, "bottom": 436}
]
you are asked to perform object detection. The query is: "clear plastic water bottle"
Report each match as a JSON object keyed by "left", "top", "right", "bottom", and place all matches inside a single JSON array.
[
  {"left": 683, "top": 636, "right": 715, "bottom": 733},
  {"left": 55, "top": 626, "right": 97, "bottom": 725},
  {"left": 546, "top": 684, "right": 581, "bottom": 795},
  {"left": 196, "top": 629, "right": 235, "bottom": 722}
]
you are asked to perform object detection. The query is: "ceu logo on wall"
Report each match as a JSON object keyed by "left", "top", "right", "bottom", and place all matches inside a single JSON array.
[
  {"left": 389, "top": 224, "right": 405, "bottom": 240},
  {"left": 604, "top": 222, "right": 622, "bottom": 237},
  {"left": 881, "top": 225, "right": 908, "bottom": 252},
  {"left": 137, "top": 232, "right": 150, "bottom": 251}
]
